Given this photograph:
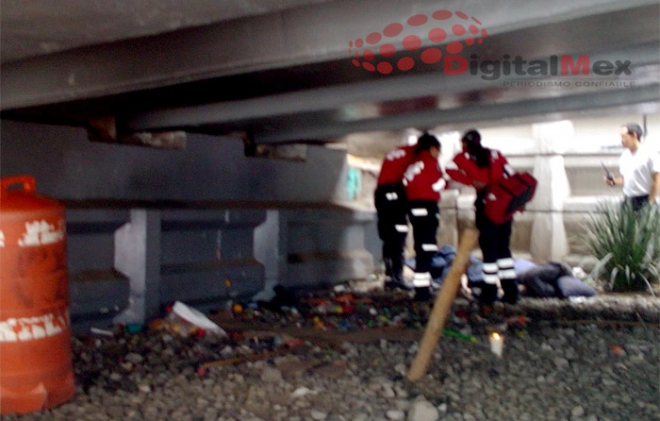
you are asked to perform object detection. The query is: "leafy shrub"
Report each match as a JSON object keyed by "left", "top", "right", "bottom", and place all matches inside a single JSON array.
[{"left": 580, "top": 201, "right": 660, "bottom": 293}]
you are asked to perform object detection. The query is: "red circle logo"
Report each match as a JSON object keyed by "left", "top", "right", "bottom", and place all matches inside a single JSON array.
[{"left": 348, "top": 10, "right": 487, "bottom": 75}]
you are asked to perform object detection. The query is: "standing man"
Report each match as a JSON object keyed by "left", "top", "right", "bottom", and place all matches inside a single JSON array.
[
  {"left": 375, "top": 141, "right": 417, "bottom": 290},
  {"left": 445, "top": 129, "right": 520, "bottom": 306},
  {"left": 403, "top": 133, "right": 446, "bottom": 301},
  {"left": 605, "top": 123, "right": 660, "bottom": 210}
]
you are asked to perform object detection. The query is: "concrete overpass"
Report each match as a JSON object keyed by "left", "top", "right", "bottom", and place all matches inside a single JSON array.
[{"left": 2, "top": 0, "right": 659, "bottom": 144}]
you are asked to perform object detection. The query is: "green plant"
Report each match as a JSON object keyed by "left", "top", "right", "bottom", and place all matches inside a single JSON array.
[{"left": 580, "top": 201, "right": 660, "bottom": 294}]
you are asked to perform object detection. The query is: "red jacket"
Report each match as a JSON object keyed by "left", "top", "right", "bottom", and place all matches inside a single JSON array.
[
  {"left": 445, "top": 149, "right": 512, "bottom": 188},
  {"left": 403, "top": 150, "right": 446, "bottom": 202},
  {"left": 377, "top": 145, "right": 417, "bottom": 185}
]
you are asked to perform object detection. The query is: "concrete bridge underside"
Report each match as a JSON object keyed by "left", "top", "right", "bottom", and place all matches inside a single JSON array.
[{"left": 2, "top": 0, "right": 659, "bottom": 142}]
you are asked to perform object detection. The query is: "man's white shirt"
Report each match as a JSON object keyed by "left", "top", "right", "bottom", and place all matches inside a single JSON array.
[{"left": 619, "top": 144, "right": 660, "bottom": 198}]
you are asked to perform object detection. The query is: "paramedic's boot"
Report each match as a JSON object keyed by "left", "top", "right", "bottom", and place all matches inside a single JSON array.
[
  {"left": 413, "top": 287, "right": 433, "bottom": 302},
  {"left": 479, "top": 283, "right": 498, "bottom": 308},
  {"left": 384, "top": 258, "right": 413, "bottom": 291},
  {"left": 501, "top": 279, "right": 520, "bottom": 305}
]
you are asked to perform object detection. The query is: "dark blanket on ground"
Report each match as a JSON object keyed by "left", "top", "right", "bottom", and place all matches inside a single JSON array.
[
  {"left": 406, "top": 245, "right": 596, "bottom": 299},
  {"left": 518, "top": 262, "right": 596, "bottom": 298}
]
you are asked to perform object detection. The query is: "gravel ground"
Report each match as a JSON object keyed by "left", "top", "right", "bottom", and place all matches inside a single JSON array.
[{"left": 4, "top": 286, "right": 659, "bottom": 421}]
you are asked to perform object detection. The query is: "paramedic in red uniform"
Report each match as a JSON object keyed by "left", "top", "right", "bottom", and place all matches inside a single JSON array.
[
  {"left": 403, "top": 133, "right": 447, "bottom": 301},
  {"left": 445, "top": 129, "right": 520, "bottom": 306},
  {"left": 375, "top": 142, "right": 417, "bottom": 290}
]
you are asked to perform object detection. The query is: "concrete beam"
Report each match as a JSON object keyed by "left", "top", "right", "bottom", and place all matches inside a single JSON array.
[
  {"left": 254, "top": 83, "right": 660, "bottom": 142},
  {"left": 122, "top": 42, "right": 659, "bottom": 138},
  {"left": 1, "top": 0, "right": 656, "bottom": 110}
]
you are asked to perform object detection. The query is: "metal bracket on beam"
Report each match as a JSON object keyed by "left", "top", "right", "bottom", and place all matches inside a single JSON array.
[{"left": 86, "top": 115, "right": 186, "bottom": 149}]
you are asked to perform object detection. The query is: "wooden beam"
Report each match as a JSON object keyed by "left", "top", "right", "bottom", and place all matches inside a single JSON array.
[{"left": 407, "top": 228, "right": 479, "bottom": 382}]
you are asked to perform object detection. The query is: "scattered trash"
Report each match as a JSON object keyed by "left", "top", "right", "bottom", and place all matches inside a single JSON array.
[
  {"left": 291, "top": 387, "right": 318, "bottom": 398},
  {"left": 231, "top": 302, "right": 244, "bottom": 314},
  {"left": 200, "top": 345, "right": 305, "bottom": 368},
  {"left": 333, "top": 284, "right": 347, "bottom": 293},
  {"left": 505, "top": 314, "right": 527, "bottom": 325},
  {"left": 442, "top": 329, "right": 477, "bottom": 343},
  {"left": 149, "top": 313, "right": 204, "bottom": 338},
  {"left": 124, "top": 323, "right": 144, "bottom": 334},
  {"left": 454, "top": 308, "right": 469, "bottom": 320},
  {"left": 170, "top": 301, "right": 227, "bottom": 336},
  {"left": 90, "top": 327, "right": 115, "bottom": 337}
]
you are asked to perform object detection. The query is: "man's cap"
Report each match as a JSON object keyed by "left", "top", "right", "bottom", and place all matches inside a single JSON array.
[{"left": 623, "top": 123, "right": 643, "bottom": 140}]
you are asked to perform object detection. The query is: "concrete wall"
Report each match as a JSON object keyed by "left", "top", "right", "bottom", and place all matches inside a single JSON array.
[
  {"left": 0, "top": 120, "right": 374, "bottom": 332},
  {"left": 66, "top": 208, "right": 131, "bottom": 331},
  {"left": 279, "top": 206, "right": 376, "bottom": 288}
]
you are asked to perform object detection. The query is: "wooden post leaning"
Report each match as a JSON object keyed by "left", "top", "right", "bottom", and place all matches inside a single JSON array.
[{"left": 407, "top": 228, "right": 479, "bottom": 382}]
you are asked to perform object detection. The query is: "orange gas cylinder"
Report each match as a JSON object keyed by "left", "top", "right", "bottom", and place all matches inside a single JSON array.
[{"left": 0, "top": 175, "right": 75, "bottom": 415}]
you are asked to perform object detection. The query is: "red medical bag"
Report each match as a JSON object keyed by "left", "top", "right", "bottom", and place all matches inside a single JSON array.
[{"left": 483, "top": 172, "right": 538, "bottom": 224}]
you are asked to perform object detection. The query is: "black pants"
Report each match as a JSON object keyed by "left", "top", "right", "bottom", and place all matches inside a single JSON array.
[
  {"left": 375, "top": 183, "right": 409, "bottom": 277},
  {"left": 475, "top": 198, "right": 519, "bottom": 305},
  {"left": 408, "top": 200, "right": 439, "bottom": 288},
  {"left": 624, "top": 195, "right": 649, "bottom": 212}
]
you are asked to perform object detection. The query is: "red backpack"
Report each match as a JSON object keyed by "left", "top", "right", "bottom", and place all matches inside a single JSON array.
[{"left": 483, "top": 172, "right": 538, "bottom": 224}]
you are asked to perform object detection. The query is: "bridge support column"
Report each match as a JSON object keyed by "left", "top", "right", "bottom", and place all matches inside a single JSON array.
[
  {"left": 113, "top": 209, "right": 162, "bottom": 325},
  {"left": 529, "top": 121, "right": 572, "bottom": 262}
]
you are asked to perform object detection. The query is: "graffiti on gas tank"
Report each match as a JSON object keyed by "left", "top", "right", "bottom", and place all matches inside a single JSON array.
[
  {"left": 18, "top": 219, "right": 65, "bottom": 247},
  {"left": 0, "top": 310, "right": 68, "bottom": 342}
]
